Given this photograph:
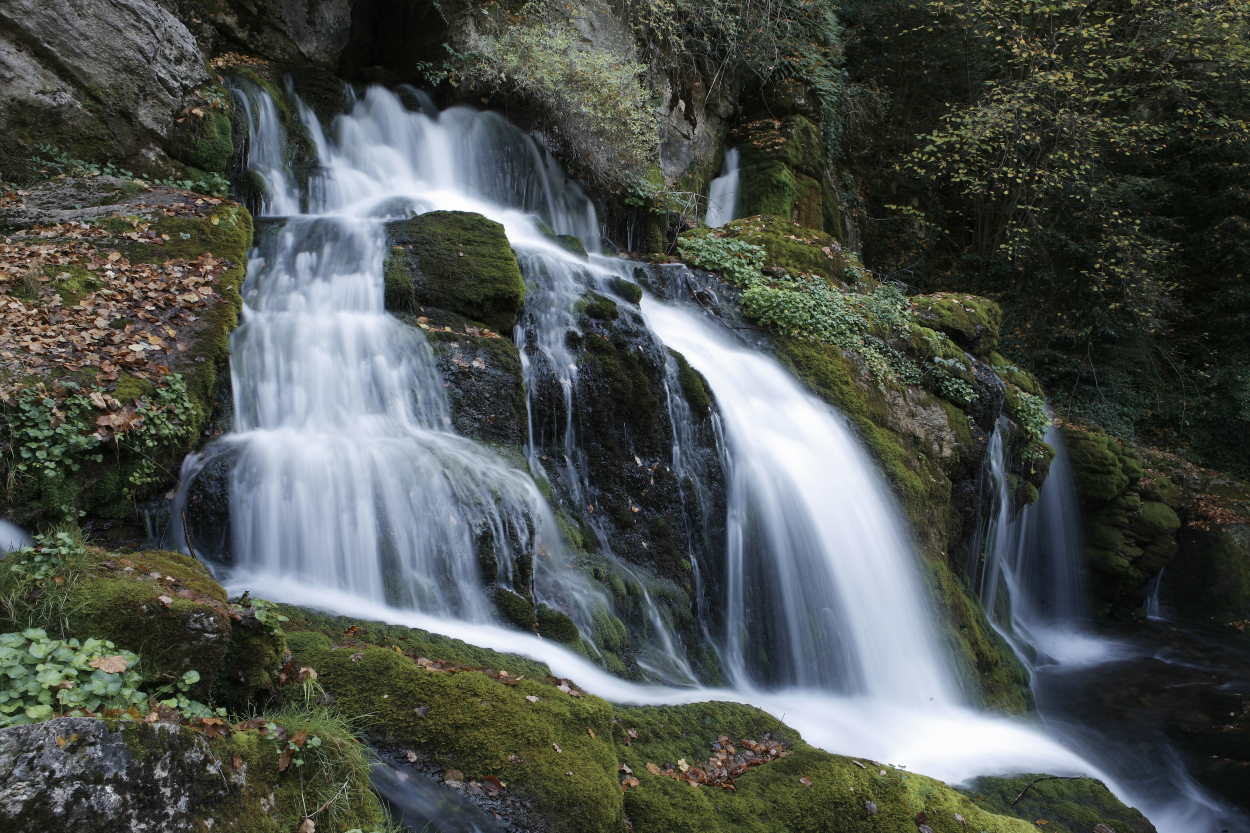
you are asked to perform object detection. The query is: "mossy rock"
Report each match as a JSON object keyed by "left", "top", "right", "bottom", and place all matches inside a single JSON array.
[
  {"left": 384, "top": 211, "right": 526, "bottom": 333},
  {"left": 279, "top": 608, "right": 1130, "bottom": 833},
  {"left": 963, "top": 774, "right": 1155, "bottom": 833},
  {"left": 580, "top": 291, "right": 619, "bottom": 321},
  {"left": 739, "top": 156, "right": 798, "bottom": 220},
  {"left": 287, "top": 629, "right": 624, "bottom": 833},
  {"left": 0, "top": 548, "right": 284, "bottom": 707},
  {"left": 1063, "top": 425, "right": 1135, "bottom": 504},
  {"left": 166, "top": 87, "right": 235, "bottom": 174},
  {"left": 911, "top": 293, "right": 1002, "bottom": 357},
  {"left": 925, "top": 561, "right": 1032, "bottom": 713},
  {"left": 610, "top": 276, "right": 644, "bottom": 305},
  {"left": 0, "top": 191, "right": 251, "bottom": 529},
  {"left": 536, "top": 604, "right": 580, "bottom": 644},
  {"left": 671, "top": 349, "right": 712, "bottom": 417},
  {"left": 495, "top": 587, "right": 536, "bottom": 630},
  {"left": 0, "top": 713, "right": 384, "bottom": 832},
  {"left": 685, "top": 215, "right": 850, "bottom": 283},
  {"left": 423, "top": 319, "right": 527, "bottom": 446},
  {"left": 1171, "top": 524, "right": 1250, "bottom": 624},
  {"left": 735, "top": 116, "right": 828, "bottom": 227}
]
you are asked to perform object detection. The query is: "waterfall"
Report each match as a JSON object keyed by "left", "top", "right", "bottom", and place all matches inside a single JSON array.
[
  {"left": 178, "top": 82, "right": 606, "bottom": 632},
  {"left": 704, "top": 148, "right": 740, "bottom": 228},
  {"left": 977, "top": 422, "right": 1120, "bottom": 668},
  {"left": 641, "top": 296, "right": 958, "bottom": 702},
  {"left": 175, "top": 80, "right": 1247, "bottom": 833},
  {"left": 0, "top": 520, "right": 30, "bottom": 554}
]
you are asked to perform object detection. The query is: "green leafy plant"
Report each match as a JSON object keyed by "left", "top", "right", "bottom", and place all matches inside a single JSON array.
[
  {"left": 0, "top": 628, "right": 224, "bottom": 728},
  {"left": 678, "top": 234, "right": 923, "bottom": 383},
  {"left": 1008, "top": 388, "right": 1052, "bottom": 442}
]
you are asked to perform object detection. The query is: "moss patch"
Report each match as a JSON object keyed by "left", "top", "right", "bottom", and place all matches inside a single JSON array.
[
  {"left": 0, "top": 547, "right": 284, "bottom": 707},
  {"left": 911, "top": 293, "right": 1003, "bottom": 357},
  {"left": 964, "top": 774, "right": 1155, "bottom": 833},
  {"left": 385, "top": 211, "right": 526, "bottom": 333}
]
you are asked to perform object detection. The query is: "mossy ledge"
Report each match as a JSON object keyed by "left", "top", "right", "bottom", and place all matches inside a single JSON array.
[{"left": 278, "top": 607, "right": 1144, "bottom": 833}]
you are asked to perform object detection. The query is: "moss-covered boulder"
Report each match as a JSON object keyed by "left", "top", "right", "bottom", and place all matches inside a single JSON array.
[
  {"left": 1062, "top": 425, "right": 1188, "bottom": 618},
  {"left": 278, "top": 607, "right": 1140, "bottom": 833},
  {"left": 964, "top": 774, "right": 1155, "bottom": 833},
  {"left": 0, "top": 712, "right": 384, "bottom": 832},
  {"left": 911, "top": 292, "right": 1003, "bottom": 357},
  {"left": 385, "top": 211, "right": 526, "bottom": 334},
  {"left": 0, "top": 544, "right": 284, "bottom": 706},
  {"left": 0, "top": 178, "right": 251, "bottom": 533},
  {"left": 684, "top": 215, "right": 853, "bottom": 283},
  {"left": 166, "top": 84, "right": 235, "bottom": 174}
]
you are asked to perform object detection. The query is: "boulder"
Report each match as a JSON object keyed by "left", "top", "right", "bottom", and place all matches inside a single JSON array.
[
  {"left": 0, "top": 713, "right": 384, "bottom": 832},
  {"left": 385, "top": 211, "right": 526, "bottom": 334},
  {"left": 0, "top": 0, "right": 206, "bottom": 180}
]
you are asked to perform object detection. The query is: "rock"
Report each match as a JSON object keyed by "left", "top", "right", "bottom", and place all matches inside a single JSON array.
[
  {"left": 910, "top": 292, "right": 1003, "bottom": 357},
  {"left": 0, "top": 546, "right": 284, "bottom": 706},
  {"left": 0, "top": 713, "right": 385, "bottom": 832},
  {"left": 162, "top": 0, "right": 354, "bottom": 67},
  {"left": 0, "top": 180, "right": 251, "bottom": 531},
  {"left": 0, "top": 0, "right": 206, "bottom": 180},
  {"left": 494, "top": 587, "right": 536, "bottom": 630},
  {"left": 0, "top": 718, "right": 228, "bottom": 831},
  {"left": 425, "top": 323, "right": 527, "bottom": 447},
  {"left": 280, "top": 607, "right": 1139, "bottom": 833},
  {"left": 385, "top": 211, "right": 527, "bottom": 334}
]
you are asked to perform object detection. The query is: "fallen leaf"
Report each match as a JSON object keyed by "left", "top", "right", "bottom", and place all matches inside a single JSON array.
[
  {"left": 297, "top": 817, "right": 314, "bottom": 833},
  {"left": 525, "top": 695, "right": 540, "bottom": 703},
  {"left": 89, "top": 655, "right": 129, "bottom": 674},
  {"left": 799, "top": 776, "right": 812, "bottom": 787},
  {"left": 444, "top": 769, "right": 464, "bottom": 783}
]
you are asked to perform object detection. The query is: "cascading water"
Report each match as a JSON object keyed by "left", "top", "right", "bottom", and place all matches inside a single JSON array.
[
  {"left": 0, "top": 519, "right": 30, "bottom": 554},
  {"left": 976, "top": 422, "right": 1119, "bottom": 668},
  {"left": 704, "top": 148, "right": 741, "bottom": 228},
  {"left": 977, "top": 421, "right": 1249, "bottom": 831},
  {"left": 178, "top": 81, "right": 604, "bottom": 632},
  {"left": 641, "top": 295, "right": 957, "bottom": 701},
  {"left": 176, "top": 78, "right": 1244, "bottom": 833}
]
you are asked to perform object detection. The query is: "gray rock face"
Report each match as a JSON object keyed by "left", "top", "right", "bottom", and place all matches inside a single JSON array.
[
  {"left": 0, "top": 0, "right": 206, "bottom": 178},
  {"left": 0, "top": 718, "right": 227, "bottom": 832},
  {"left": 167, "top": 0, "right": 353, "bottom": 66}
]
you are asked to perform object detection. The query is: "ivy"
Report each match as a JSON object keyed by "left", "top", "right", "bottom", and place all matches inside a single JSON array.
[{"left": 1008, "top": 388, "right": 1051, "bottom": 442}]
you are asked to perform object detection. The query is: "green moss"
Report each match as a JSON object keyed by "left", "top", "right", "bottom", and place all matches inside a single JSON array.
[
  {"left": 0, "top": 547, "right": 283, "bottom": 706},
  {"left": 1134, "top": 500, "right": 1181, "bottom": 538},
  {"left": 739, "top": 156, "right": 798, "bottom": 219},
  {"left": 536, "top": 605, "right": 580, "bottom": 643},
  {"left": 610, "top": 276, "right": 644, "bottom": 305},
  {"left": 580, "top": 292, "right": 619, "bottom": 321},
  {"left": 168, "top": 102, "right": 234, "bottom": 174},
  {"left": 384, "top": 211, "right": 526, "bottom": 333},
  {"left": 794, "top": 173, "right": 825, "bottom": 230},
  {"left": 911, "top": 293, "right": 1003, "bottom": 357},
  {"left": 495, "top": 587, "right": 537, "bottom": 630},
  {"left": 964, "top": 774, "right": 1154, "bottom": 833},
  {"left": 41, "top": 263, "right": 102, "bottom": 307},
  {"left": 689, "top": 215, "right": 849, "bottom": 282},
  {"left": 1063, "top": 425, "right": 1134, "bottom": 503},
  {"left": 288, "top": 630, "right": 624, "bottom": 833},
  {"left": 926, "top": 561, "right": 1032, "bottom": 713},
  {"left": 671, "top": 349, "right": 712, "bottom": 417}
]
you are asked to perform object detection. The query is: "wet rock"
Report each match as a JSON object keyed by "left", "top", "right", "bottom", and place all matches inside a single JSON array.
[{"left": 385, "top": 211, "right": 526, "bottom": 334}]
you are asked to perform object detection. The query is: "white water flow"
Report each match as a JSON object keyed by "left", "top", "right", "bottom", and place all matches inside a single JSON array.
[
  {"left": 180, "top": 81, "right": 606, "bottom": 630},
  {"left": 197, "top": 81, "right": 1218, "bottom": 831},
  {"left": 704, "top": 148, "right": 741, "bottom": 227},
  {"left": 979, "top": 423, "right": 1122, "bottom": 668},
  {"left": 0, "top": 520, "right": 30, "bottom": 554},
  {"left": 641, "top": 297, "right": 956, "bottom": 701}
]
